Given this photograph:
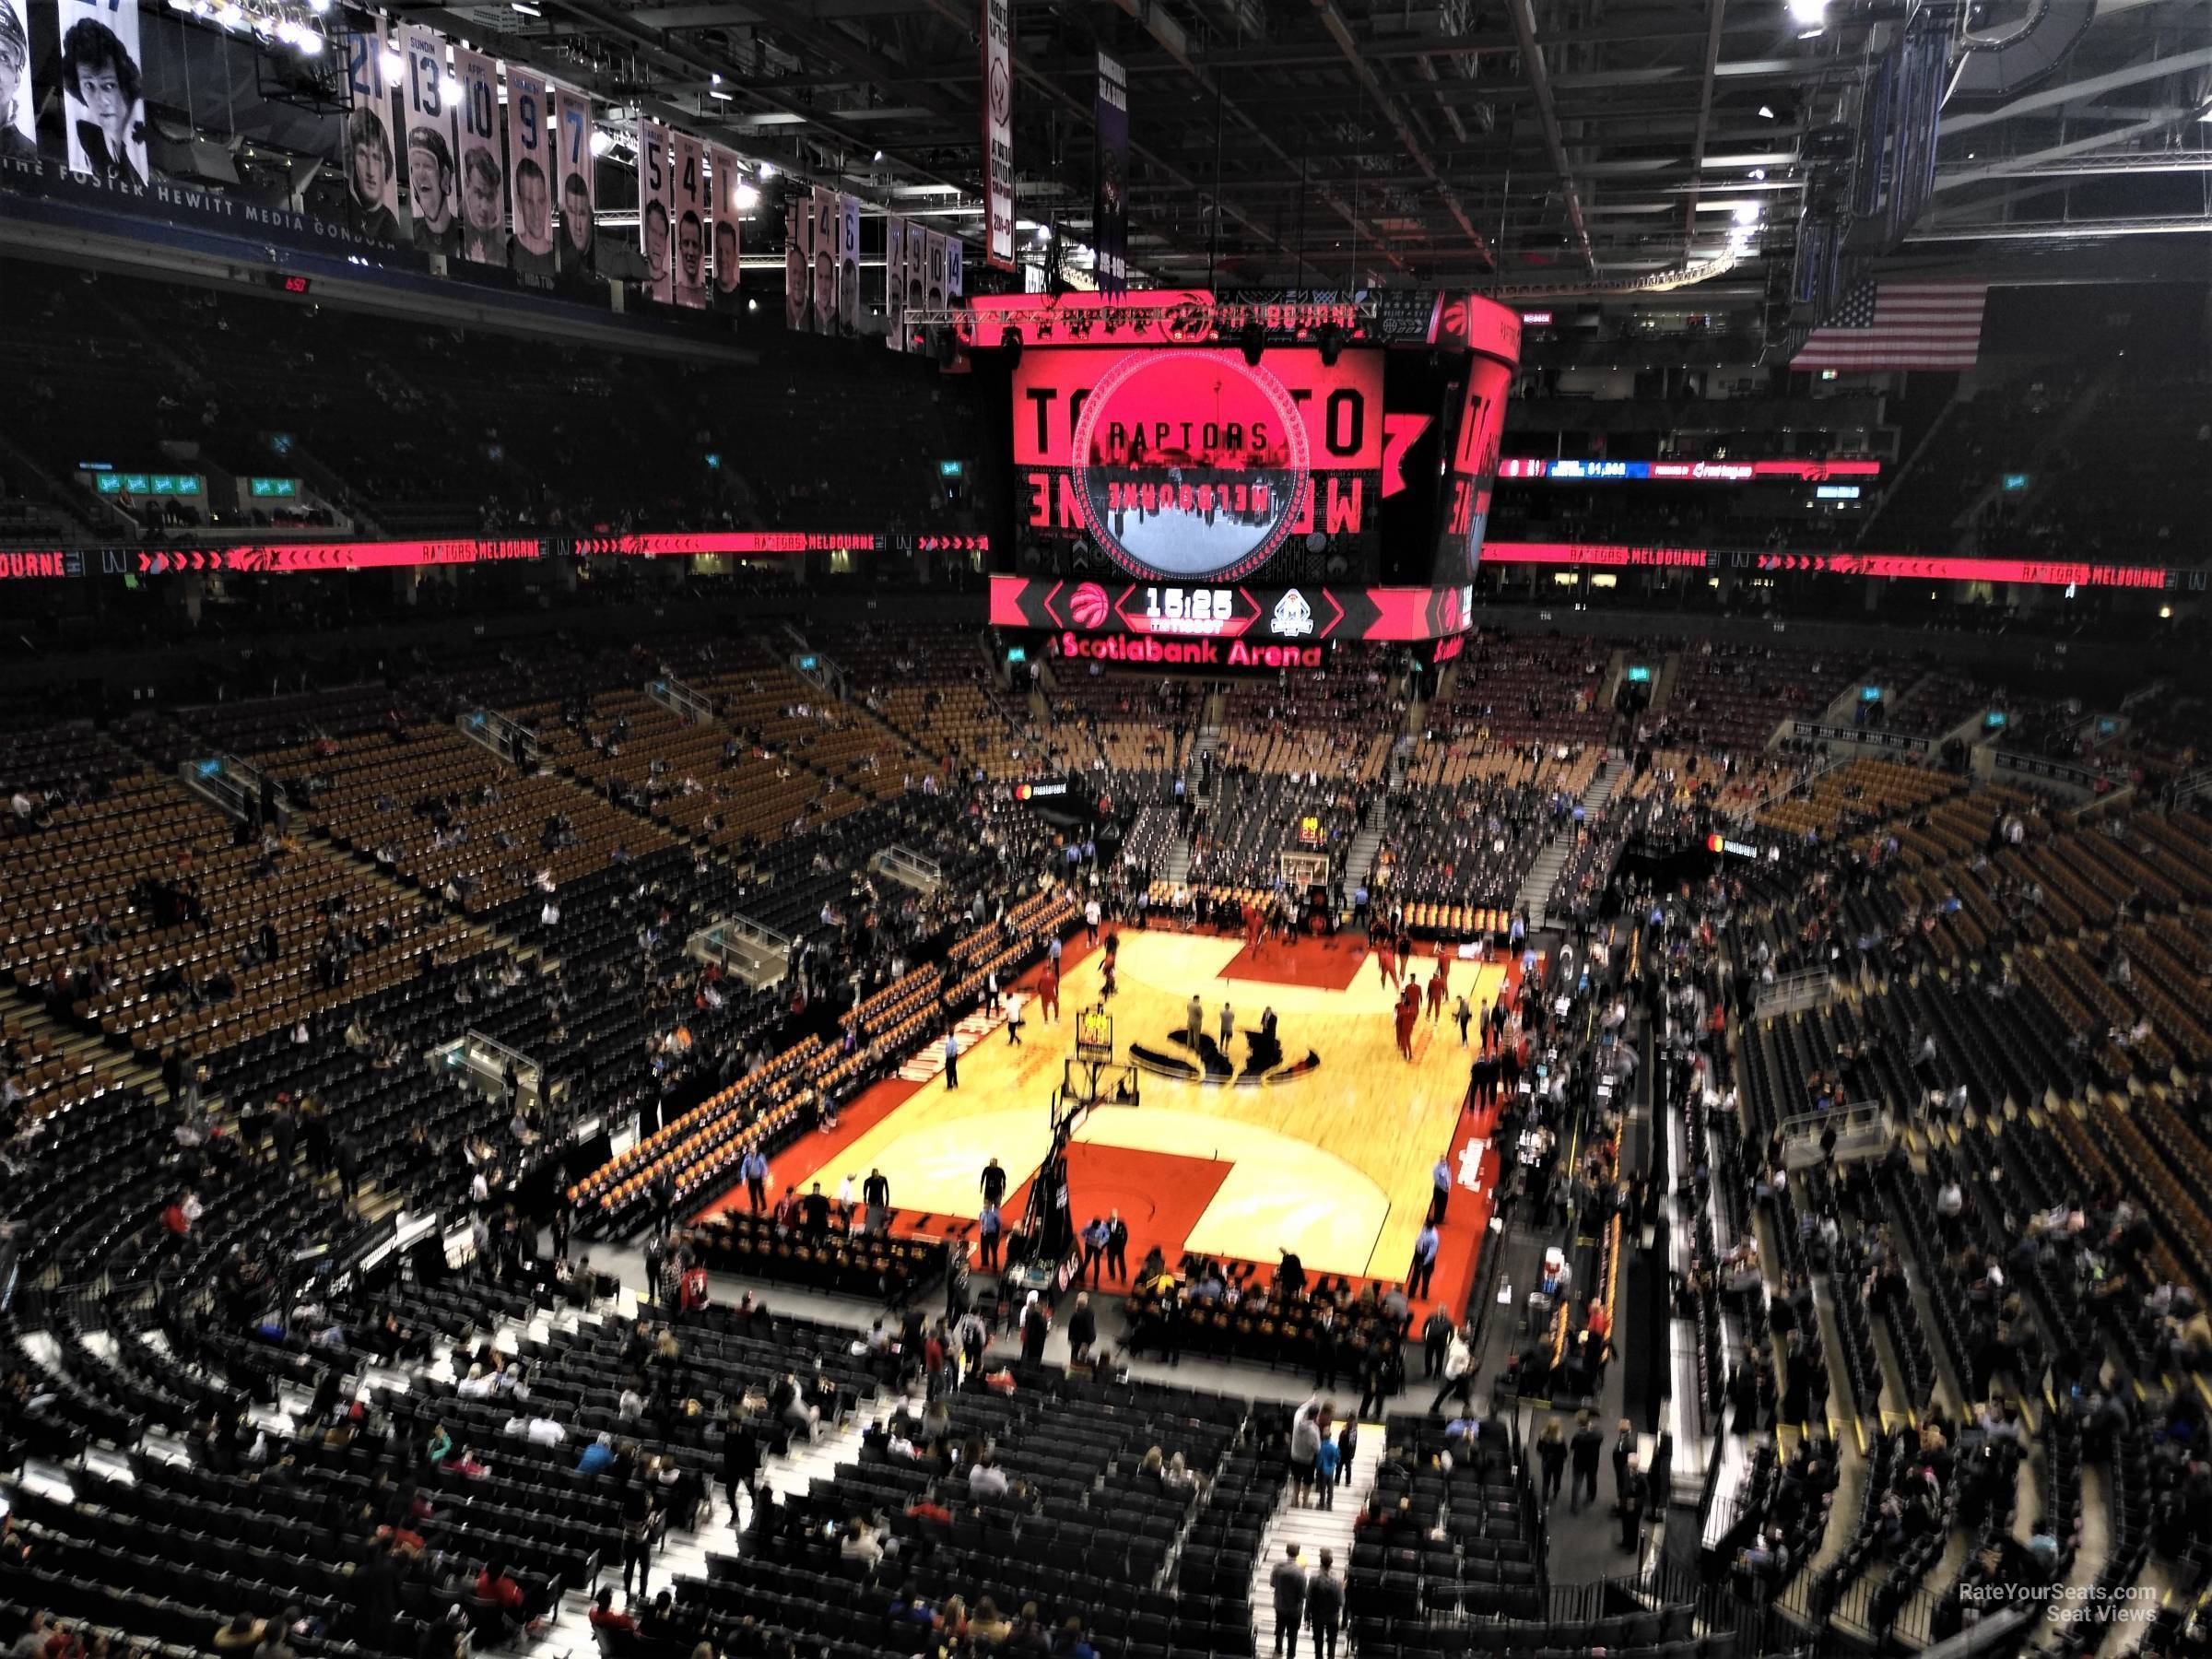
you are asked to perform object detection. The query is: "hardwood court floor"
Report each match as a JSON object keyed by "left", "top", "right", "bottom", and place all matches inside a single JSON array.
[{"left": 808, "top": 930, "right": 1500, "bottom": 1280}]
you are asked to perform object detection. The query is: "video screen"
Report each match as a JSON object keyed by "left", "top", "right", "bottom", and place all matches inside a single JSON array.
[{"left": 1011, "top": 346, "right": 1387, "bottom": 586}]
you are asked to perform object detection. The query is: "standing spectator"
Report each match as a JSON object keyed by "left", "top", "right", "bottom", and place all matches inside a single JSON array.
[
  {"left": 1269, "top": 1544, "right": 1310, "bottom": 1658},
  {"left": 977, "top": 1202, "right": 1003, "bottom": 1271},
  {"left": 1536, "top": 1419, "right": 1568, "bottom": 1506},
  {"left": 1570, "top": 1410, "right": 1604, "bottom": 1512},
  {"left": 1288, "top": 1397, "right": 1325, "bottom": 1507},
  {"left": 1305, "top": 1549, "right": 1343, "bottom": 1659},
  {"left": 1019, "top": 1292, "right": 1050, "bottom": 1361},
  {"left": 1421, "top": 1306, "right": 1454, "bottom": 1379},
  {"left": 1612, "top": 1418, "right": 1636, "bottom": 1504},
  {"left": 1066, "top": 1293, "right": 1097, "bottom": 1366},
  {"left": 1429, "top": 1324, "right": 1473, "bottom": 1416},
  {"left": 1312, "top": 1428, "right": 1341, "bottom": 1511},
  {"left": 1103, "top": 1211, "right": 1129, "bottom": 1283}
]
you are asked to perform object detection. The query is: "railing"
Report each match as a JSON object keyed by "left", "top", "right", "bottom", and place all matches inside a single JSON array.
[
  {"left": 1783, "top": 719, "right": 1935, "bottom": 758},
  {"left": 871, "top": 845, "right": 944, "bottom": 892},
  {"left": 176, "top": 753, "right": 269, "bottom": 823},
  {"left": 687, "top": 914, "right": 793, "bottom": 987},
  {"left": 2173, "top": 764, "right": 2212, "bottom": 807},
  {"left": 457, "top": 708, "right": 538, "bottom": 765},
  {"left": 1776, "top": 1100, "right": 1892, "bottom": 1169},
  {"left": 1753, "top": 965, "right": 1834, "bottom": 1019},
  {"left": 646, "top": 676, "right": 715, "bottom": 724}
]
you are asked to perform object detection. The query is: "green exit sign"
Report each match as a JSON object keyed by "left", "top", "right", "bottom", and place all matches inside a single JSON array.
[
  {"left": 1625, "top": 665, "right": 1653, "bottom": 683},
  {"left": 95, "top": 472, "right": 203, "bottom": 498},
  {"left": 248, "top": 477, "right": 300, "bottom": 499}
]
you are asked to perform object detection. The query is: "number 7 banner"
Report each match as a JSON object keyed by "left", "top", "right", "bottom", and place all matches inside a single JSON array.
[{"left": 550, "top": 84, "right": 595, "bottom": 276}]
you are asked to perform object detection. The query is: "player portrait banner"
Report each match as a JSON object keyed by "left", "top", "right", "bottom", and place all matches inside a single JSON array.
[
  {"left": 837, "top": 191, "right": 861, "bottom": 334},
  {"left": 782, "top": 196, "right": 806, "bottom": 330},
  {"left": 505, "top": 67, "right": 553, "bottom": 272},
  {"left": 707, "top": 143, "right": 742, "bottom": 302},
  {"left": 548, "top": 84, "right": 595, "bottom": 276},
  {"left": 636, "top": 115, "right": 672, "bottom": 304},
  {"left": 339, "top": 20, "right": 399, "bottom": 243},
  {"left": 1093, "top": 52, "right": 1127, "bottom": 294},
  {"left": 924, "top": 229, "right": 947, "bottom": 312},
  {"left": 981, "top": 0, "right": 1014, "bottom": 270},
  {"left": 882, "top": 214, "right": 907, "bottom": 350},
  {"left": 669, "top": 128, "right": 706, "bottom": 307},
  {"left": 398, "top": 22, "right": 455, "bottom": 254},
  {"left": 54, "top": 0, "right": 147, "bottom": 185},
  {"left": 809, "top": 183, "right": 836, "bottom": 335},
  {"left": 453, "top": 47, "right": 502, "bottom": 266},
  {"left": 4, "top": 0, "right": 39, "bottom": 157}
]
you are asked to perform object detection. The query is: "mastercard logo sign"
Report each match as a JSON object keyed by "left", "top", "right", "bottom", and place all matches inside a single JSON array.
[{"left": 1072, "top": 349, "right": 1312, "bottom": 583}]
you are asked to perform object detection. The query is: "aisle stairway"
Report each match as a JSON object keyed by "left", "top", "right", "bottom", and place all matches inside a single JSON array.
[
  {"left": 1248, "top": 1418, "right": 1386, "bottom": 1656},
  {"left": 897, "top": 999, "right": 1009, "bottom": 1081},
  {"left": 1512, "top": 757, "right": 1623, "bottom": 931}
]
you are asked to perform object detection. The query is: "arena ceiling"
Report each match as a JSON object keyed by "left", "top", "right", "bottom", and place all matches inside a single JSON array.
[{"left": 413, "top": 0, "right": 2212, "bottom": 298}]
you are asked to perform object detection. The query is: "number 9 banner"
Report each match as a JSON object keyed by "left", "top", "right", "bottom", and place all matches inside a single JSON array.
[{"left": 506, "top": 66, "right": 555, "bottom": 272}]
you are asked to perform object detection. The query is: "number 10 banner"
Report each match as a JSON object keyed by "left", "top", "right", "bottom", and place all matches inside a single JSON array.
[{"left": 453, "top": 46, "right": 502, "bottom": 265}]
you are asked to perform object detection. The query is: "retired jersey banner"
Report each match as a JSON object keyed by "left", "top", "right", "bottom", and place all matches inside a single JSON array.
[
  {"left": 924, "top": 229, "right": 947, "bottom": 312},
  {"left": 339, "top": 21, "right": 400, "bottom": 243},
  {"left": 637, "top": 116, "right": 672, "bottom": 303},
  {"left": 947, "top": 235, "right": 964, "bottom": 302},
  {"left": 837, "top": 192, "right": 862, "bottom": 334},
  {"left": 3, "top": 0, "right": 35, "bottom": 158},
  {"left": 783, "top": 197, "right": 807, "bottom": 329},
  {"left": 708, "top": 144, "right": 742, "bottom": 302},
  {"left": 982, "top": 0, "right": 1014, "bottom": 270},
  {"left": 549, "top": 84, "right": 595, "bottom": 276},
  {"left": 1093, "top": 52, "right": 1128, "bottom": 294},
  {"left": 399, "top": 23, "right": 454, "bottom": 255},
  {"left": 56, "top": 0, "right": 148, "bottom": 187},
  {"left": 453, "top": 47, "right": 503, "bottom": 265},
  {"left": 669, "top": 129, "right": 706, "bottom": 307},
  {"left": 505, "top": 67, "right": 553, "bottom": 273},
  {"left": 809, "top": 184, "right": 837, "bottom": 335},
  {"left": 882, "top": 215, "right": 908, "bottom": 349}
]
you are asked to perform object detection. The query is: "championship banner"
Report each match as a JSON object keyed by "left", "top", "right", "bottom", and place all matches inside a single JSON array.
[
  {"left": 55, "top": 0, "right": 148, "bottom": 186},
  {"left": 549, "top": 84, "right": 594, "bottom": 275},
  {"left": 636, "top": 115, "right": 672, "bottom": 304},
  {"left": 453, "top": 47, "right": 502, "bottom": 266},
  {"left": 782, "top": 197, "right": 806, "bottom": 329},
  {"left": 4, "top": 0, "right": 37, "bottom": 155},
  {"left": 708, "top": 143, "right": 742, "bottom": 303},
  {"left": 1093, "top": 53, "right": 1127, "bottom": 294},
  {"left": 339, "top": 20, "right": 400, "bottom": 243},
  {"left": 924, "top": 229, "right": 947, "bottom": 311},
  {"left": 669, "top": 129, "right": 706, "bottom": 307},
  {"left": 836, "top": 192, "right": 861, "bottom": 334},
  {"left": 882, "top": 215, "right": 907, "bottom": 350},
  {"left": 399, "top": 22, "right": 453, "bottom": 254},
  {"left": 505, "top": 67, "right": 554, "bottom": 274},
  {"left": 809, "top": 183, "right": 836, "bottom": 335},
  {"left": 981, "top": 0, "right": 1014, "bottom": 270}
]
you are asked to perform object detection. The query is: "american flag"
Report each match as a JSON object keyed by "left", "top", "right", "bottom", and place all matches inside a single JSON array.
[{"left": 1792, "top": 279, "right": 1989, "bottom": 371}]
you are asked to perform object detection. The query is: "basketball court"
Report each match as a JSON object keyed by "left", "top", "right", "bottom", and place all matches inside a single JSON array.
[{"left": 705, "top": 928, "right": 1507, "bottom": 1292}]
